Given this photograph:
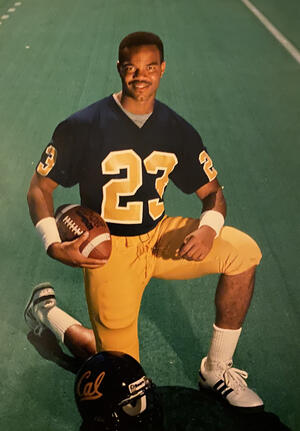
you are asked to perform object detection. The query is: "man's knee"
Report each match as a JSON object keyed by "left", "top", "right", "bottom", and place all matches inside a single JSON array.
[
  {"left": 93, "top": 313, "right": 140, "bottom": 361},
  {"left": 96, "top": 308, "right": 138, "bottom": 331},
  {"left": 219, "top": 227, "right": 262, "bottom": 275}
]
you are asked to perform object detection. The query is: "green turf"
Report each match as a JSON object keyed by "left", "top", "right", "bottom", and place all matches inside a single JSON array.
[
  {"left": 250, "top": 0, "right": 300, "bottom": 49},
  {"left": 0, "top": 0, "right": 299, "bottom": 430}
]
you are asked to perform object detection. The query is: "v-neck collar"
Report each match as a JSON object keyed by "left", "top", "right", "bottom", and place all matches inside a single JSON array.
[{"left": 109, "top": 94, "right": 157, "bottom": 131}]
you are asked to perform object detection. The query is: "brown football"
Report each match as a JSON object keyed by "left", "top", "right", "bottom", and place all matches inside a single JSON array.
[{"left": 55, "top": 204, "right": 112, "bottom": 261}]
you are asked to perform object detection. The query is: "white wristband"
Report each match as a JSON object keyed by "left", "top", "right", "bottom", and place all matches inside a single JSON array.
[
  {"left": 198, "top": 210, "right": 224, "bottom": 238},
  {"left": 35, "top": 217, "right": 62, "bottom": 251}
]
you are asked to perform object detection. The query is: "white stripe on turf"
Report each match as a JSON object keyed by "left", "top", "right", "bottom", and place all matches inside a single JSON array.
[{"left": 241, "top": 0, "right": 300, "bottom": 64}]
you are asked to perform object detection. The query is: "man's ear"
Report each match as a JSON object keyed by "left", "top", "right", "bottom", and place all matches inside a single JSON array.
[
  {"left": 117, "top": 61, "right": 121, "bottom": 75},
  {"left": 160, "top": 61, "right": 166, "bottom": 77}
]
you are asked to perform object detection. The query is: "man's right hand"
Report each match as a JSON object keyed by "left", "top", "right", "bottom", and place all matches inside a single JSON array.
[{"left": 47, "top": 232, "right": 107, "bottom": 269}]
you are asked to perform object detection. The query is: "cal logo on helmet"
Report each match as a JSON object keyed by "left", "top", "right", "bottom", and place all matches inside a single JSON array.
[{"left": 74, "top": 351, "right": 163, "bottom": 430}]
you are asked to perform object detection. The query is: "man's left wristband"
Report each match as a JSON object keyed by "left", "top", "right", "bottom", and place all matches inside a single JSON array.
[
  {"left": 198, "top": 210, "right": 224, "bottom": 238},
  {"left": 35, "top": 217, "right": 62, "bottom": 251}
]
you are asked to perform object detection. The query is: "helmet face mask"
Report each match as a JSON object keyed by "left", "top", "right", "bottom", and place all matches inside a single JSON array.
[
  {"left": 119, "top": 375, "right": 151, "bottom": 416},
  {"left": 75, "top": 351, "right": 163, "bottom": 431}
]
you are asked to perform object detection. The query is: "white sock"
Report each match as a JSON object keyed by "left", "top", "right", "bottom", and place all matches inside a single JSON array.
[
  {"left": 37, "top": 306, "right": 82, "bottom": 343},
  {"left": 206, "top": 324, "right": 242, "bottom": 369}
]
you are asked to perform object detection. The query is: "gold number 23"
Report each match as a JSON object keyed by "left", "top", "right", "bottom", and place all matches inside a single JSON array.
[{"left": 101, "top": 150, "right": 178, "bottom": 223}]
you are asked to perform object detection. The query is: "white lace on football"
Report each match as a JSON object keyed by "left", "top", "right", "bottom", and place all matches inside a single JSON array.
[{"left": 62, "top": 216, "right": 84, "bottom": 236}]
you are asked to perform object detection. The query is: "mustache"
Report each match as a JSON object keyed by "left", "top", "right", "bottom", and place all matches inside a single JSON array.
[{"left": 129, "top": 80, "right": 151, "bottom": 85}]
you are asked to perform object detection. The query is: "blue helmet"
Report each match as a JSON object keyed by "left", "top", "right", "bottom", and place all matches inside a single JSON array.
[{"left": 75, "top": 351, "right": 163, "bottom": 430}]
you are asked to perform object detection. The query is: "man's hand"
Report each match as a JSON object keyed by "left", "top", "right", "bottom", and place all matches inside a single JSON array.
[
  {"left": 47, "top": 232, "right": 107, "bottom": 269},
  {"left": 177, "top": 225, "right": 216, "bottom": 261}
]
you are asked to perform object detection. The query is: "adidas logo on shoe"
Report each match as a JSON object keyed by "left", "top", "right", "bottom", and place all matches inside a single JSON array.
[{"left": 198, "top": 356, "right": 264, "bottom": 410}]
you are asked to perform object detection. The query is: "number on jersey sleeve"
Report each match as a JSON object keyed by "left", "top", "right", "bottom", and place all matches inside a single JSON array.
[
  {"left": 199, "top": 150, "right": 217, "bottom": 181},
  {"left": 37, "top": 145, "right": 57, "bottom": 176}
]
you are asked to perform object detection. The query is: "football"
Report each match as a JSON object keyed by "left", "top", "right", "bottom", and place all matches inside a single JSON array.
[{"left": 55, "top": 204, "right": 112, "bottom": 261}]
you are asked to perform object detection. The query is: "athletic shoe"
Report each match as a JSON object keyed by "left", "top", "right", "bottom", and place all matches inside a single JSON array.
[
  {"left": 24, "top": 282, "right": 56, "bottom": 336},
  {"left": 198, "top": 356, "right": 264, "bottom": 409}
]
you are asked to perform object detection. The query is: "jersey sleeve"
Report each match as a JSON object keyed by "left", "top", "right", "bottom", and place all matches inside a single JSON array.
[
  {"left": 36, "top": 118, "right": 83, "bottom": 187},
  {"left": 170, "top": 120, "right": 218, "bottom": 194}
]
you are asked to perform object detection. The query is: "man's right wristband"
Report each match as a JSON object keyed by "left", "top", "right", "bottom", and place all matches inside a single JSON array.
[{"left": 35, "top": 217, "right": 62, "bottom": 251}]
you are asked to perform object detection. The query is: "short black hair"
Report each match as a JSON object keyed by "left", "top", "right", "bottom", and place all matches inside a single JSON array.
[{"left": 119, "top": 31, "right": 164, "bottom": 63}]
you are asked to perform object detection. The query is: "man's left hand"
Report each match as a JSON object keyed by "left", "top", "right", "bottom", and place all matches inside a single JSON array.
[{"left": 177, "top": 225, "right": 216, "bottom": 261}]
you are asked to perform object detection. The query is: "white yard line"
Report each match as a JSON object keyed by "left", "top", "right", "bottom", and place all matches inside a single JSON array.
[
  {"left": 0, "top": 2, "right": 22, "bottom": 27},
  {"left": 241, "top": 0, "right": 300, "bottom": 65}
]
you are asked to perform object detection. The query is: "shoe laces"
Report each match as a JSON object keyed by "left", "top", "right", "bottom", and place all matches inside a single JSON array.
[{"left": 223, "top": 361, "right": 248, "bottom": 390}]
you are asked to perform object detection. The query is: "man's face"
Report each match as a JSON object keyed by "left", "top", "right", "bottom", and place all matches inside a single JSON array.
[{"left": 118, "top": 44, "right": 166, "bottom": 103}]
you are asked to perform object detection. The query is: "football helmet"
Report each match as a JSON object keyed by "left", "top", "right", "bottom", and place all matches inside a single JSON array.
[{"left": 75, "top": 351, "right": 163, "bottom": 431}]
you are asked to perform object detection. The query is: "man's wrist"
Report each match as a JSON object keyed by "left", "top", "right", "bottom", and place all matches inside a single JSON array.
[
  {"left": 35, "top": 217, "right": 62, "bottom": 251},
  {"left": 47, "top": 241, "right": 62, "bottom": 257},
  {"left": 198, "top": 210, "right": 224, "bottom": 238}
]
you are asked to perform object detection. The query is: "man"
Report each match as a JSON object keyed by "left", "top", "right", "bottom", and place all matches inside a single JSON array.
[{"left": 26, "top": 31, "right": 263, "bottom": 409}]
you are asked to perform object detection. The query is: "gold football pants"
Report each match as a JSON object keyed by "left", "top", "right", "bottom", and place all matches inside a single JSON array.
[{"left": 83, "top": 216, "right": 262, "bottom": 362}]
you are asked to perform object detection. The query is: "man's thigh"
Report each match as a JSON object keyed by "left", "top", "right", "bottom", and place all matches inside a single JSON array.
[
  {"left": 83, "top": 235, "right": 152, "bottom": 330},
  {"left": 153, "top": 216, "right": 262, "bottom": 279},
  {"left": 83, "top": 234, "right": 154, "bottom": 360}
]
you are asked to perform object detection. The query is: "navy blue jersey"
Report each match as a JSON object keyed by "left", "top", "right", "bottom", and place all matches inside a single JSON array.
[{"left": 37, "top": 95, "right": 217, "bottom": 236}]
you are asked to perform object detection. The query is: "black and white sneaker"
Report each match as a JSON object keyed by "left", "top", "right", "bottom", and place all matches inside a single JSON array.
[
  {"left": 24, "top": 282, "right": 56, "bottom": 336},
  {"left": 198, "top": 356, "right": 264, "bottom": 409}
]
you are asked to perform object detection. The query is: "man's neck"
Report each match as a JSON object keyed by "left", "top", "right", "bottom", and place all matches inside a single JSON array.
[{"left": 117, "top": 91, "right": 154, "bottom": 115}]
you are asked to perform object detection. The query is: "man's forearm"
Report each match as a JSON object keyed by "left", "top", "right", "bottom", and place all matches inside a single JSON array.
[
  {"left": 27, "top": 175, "right": 62, "bottom": 252},
  {"left": 27, "top": 186, "right": 55, "bottom": 225},
  {"left": 27, "top": 173, "right": 56, "bottom": 225},
  {"left": 201, "top": 186, "right": 227, "bottom": 219}
]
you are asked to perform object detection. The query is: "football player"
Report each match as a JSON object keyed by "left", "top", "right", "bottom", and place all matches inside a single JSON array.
[{"left": 26, "top": 32, "right": 264, "bottom": 410}]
